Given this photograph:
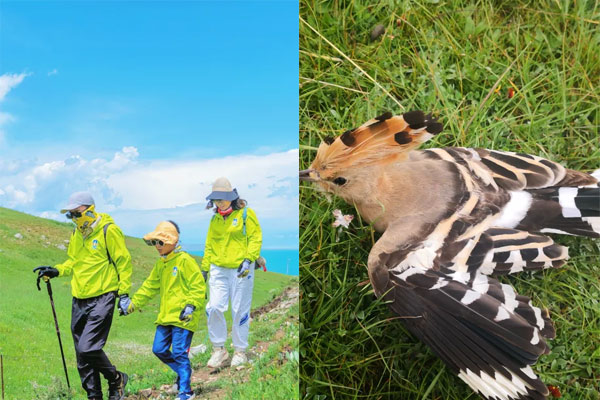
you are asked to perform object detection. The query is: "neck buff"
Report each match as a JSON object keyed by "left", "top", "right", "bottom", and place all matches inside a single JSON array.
[
  {"left": 74, "top": 205, "right": 99, "bottom": 235},
  {"left": 218, "top": 206, "right": 233, "bottom": 217}
]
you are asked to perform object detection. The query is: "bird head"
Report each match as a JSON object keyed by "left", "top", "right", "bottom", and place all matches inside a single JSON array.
[{"left": 300, "top": 110, "right": 444, "bottom": 202}]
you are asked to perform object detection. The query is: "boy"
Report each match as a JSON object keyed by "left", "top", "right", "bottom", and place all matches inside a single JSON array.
[{"left": 121, "top": 220, "right": 205, "bottom": 400}]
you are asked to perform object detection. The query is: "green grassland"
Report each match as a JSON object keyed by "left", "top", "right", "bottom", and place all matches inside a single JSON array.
[
  {"left": 300, "top": 1, "right": 600, "bottom": 399},
  {"left": 0, "top": 206, "right": 296, "bottom": 399}
]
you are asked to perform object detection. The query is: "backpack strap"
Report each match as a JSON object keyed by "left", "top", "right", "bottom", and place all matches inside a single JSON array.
[
  {"left": 103, "top": 223, "right": 120, "bottom": 281},
  {"left": 103, "top": 223, "right": 115, "bottom": 266}
]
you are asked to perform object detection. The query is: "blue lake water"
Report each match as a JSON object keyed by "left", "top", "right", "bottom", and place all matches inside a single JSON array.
[{"left": 189, "top": 248, "right": 299, "bottom": 276}]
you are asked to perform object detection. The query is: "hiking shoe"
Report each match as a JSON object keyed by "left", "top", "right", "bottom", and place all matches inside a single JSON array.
[
  {"left": 230, "top": 351, "right": 248, "bottom": 367},
  {"left": 207, "top": 347, "right": 229, "bottom": 368},
  {"left": 108, "top": 371, "right": 128, "bottom": 400},
  {"left": 177, "top": 392, "right": 195, "bottom": 400}
]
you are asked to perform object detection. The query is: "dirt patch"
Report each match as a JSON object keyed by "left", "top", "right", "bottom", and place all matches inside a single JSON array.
[{"left": 250, "top": 285, "right": 299, "bottom": 318}]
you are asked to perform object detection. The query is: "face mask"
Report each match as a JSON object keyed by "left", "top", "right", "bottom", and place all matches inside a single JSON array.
[{"left": 69, "top": 205, "right": 98, "bottom": 233}]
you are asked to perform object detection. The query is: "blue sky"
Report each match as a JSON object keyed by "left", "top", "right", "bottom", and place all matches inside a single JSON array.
[{"left": 0, "top": 1, "right": 299, "bottom": 249}]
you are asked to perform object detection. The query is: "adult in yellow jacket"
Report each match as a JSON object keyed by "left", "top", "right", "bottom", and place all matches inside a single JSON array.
[
  {"left": 201, "top": 177, "right": 262, "bottom": 369},
  {"left": 122, "top": 221, "right": 205, "bottom": 400},
  {"left": 34, "top": 192, "right": 132, "bottom": 400}
]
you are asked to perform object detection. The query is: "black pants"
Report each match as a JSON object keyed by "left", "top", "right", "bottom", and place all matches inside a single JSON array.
[{"left": 71, "top": 291, "right": 119, "bottom": 399}]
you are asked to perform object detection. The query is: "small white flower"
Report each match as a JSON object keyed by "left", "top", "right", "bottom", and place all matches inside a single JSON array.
[{"left": 332, "top": 209, "right": 354, "bottom": 229}]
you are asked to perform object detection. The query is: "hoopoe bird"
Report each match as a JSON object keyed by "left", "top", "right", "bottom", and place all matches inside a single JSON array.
[{"left": 300, "top": 110, "right": 600, "bottom": 400}]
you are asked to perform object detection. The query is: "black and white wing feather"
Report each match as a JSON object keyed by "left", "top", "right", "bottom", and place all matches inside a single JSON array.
[
  {"left": 369, "top": 222, "right": 555, "bottom": 400},
  {"left": 421, "top": 147, "right": 600, "bottom": 237}
]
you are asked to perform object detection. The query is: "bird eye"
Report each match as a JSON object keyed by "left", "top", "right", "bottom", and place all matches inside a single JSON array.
[{"left": 333, "top": 177, "right": 347, "bottom": 186}]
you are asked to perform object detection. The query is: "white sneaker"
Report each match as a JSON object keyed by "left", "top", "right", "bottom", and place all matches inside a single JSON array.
[
  {"left": 207, "top": 347, "right": 229, "bottom": 368},
  {"left": 230, "top": 351, "right": 248, "bottom": 367}
]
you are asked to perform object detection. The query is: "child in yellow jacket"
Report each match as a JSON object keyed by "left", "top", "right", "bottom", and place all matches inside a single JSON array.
[{"left": 121, "top": 220, "right": 205, "bottom": 400}]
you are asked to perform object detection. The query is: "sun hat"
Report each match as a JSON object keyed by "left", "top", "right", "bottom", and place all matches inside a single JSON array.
[
  {"left": 60, "top": 191, "right": 95, "bottom": 213},
  {"left": 143, "top": 221, "right": 180, "bottom": 245},
  {"left": 205, "top": 177, "right": 239, "bottom": 201}
]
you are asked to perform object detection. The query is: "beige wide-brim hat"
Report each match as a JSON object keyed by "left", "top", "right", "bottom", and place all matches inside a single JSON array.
[
  {"left": 205, "top": 176, "right": 239, "bottom": 201},
  {"left": 143, "top": 221, "right": 179, "bottom": 245}
]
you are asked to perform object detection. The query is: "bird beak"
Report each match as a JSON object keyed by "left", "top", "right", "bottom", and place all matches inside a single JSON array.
[{"left": 299, "top": 169, "right": 319, "bottom": 182}]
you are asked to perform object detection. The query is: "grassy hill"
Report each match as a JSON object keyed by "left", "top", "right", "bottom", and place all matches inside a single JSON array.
[{"left": 0, "top": 207, "right": 296, "bottom": 399}]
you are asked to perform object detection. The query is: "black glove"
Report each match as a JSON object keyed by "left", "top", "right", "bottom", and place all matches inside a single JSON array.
[
  {"left": 179, "top": 304, "right": 195, "bottom": 321},
  {"left": 33, "top": 266, "right": 59, "bottom": 290}
]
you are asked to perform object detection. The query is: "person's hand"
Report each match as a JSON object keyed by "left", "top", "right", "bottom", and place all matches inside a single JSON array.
[
  {"left": 33, "top": 266, "right": 59, "bottom": 289},
  {"left": 237, "top": 259, "right": 251, "bottom": 278},
  {"left": 118, "top": 294, "right": 132, "bottom": 316},
  {"left": 33, "top": 266, "right": 59, "bottom": 278},
  {"left": 179, "top": 304, "right": 195, "bottom": 322}
]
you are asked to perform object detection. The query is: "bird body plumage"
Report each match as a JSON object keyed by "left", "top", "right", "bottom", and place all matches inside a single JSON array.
[{"left": 301, "top": 110, "right": 600, "bottom": 400}]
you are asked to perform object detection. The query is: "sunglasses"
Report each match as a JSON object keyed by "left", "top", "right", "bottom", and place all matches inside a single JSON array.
[
  {"left": 144, "top": 239, "right": 164, "bottom": 246},
  {"left": 65, "top": 210, "right": 82, "bottom": 219}
]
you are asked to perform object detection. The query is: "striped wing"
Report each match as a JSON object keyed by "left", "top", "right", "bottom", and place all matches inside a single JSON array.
[
  {"left": 420, "top": 148, "right": 600, "bottom": 238},
  {"left": 369, "top": 222, "right": 555, "bottom": 400},
  {"left": 387, "top": 268, "right": 551, "bottom": 400},
  {"left": 441, "top": 228, "right": 569, "bottom": 277},
  {"left": 366, "top": 157, "right": 568, "bottom": 400},
  {"left": 422, "top": 147, "right": 596, "bottom": 191}
]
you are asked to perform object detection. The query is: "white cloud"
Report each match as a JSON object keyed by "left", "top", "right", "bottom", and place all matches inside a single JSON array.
[
  {"left": 0, "top": 147, "right": 299, "bottom": 248},
  {"left": 48, "top": 69, "right": 58, "bottom": 76},
  {"left": 107, "top": 149, "right": 298, "bottom": 213},
  {"left": 0, "top": 72, "right": 29, "bottom": 102},
  {"left": 0, "top": 146, "right": 139, "bottom": 210},
  {"left": 0, "top": 72, "right": 30, "bottom": 148}
]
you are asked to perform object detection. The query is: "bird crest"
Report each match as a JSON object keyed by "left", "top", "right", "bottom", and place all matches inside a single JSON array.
[{"left": 306, "top": 110, "right": 443, "bottom": 180}]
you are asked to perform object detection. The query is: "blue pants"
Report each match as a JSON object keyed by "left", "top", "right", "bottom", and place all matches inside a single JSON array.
[{"left": 152, "top": 325, "right": 194, "bottom": 395}]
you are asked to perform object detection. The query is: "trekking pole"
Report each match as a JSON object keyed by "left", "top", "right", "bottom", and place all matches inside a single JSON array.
[{"left": 37, "top": 277, "right": 71, "bottom": 389}]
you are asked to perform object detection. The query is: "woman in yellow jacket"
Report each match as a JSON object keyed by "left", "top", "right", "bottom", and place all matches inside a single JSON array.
[
  {"left": 201, "top": 177, "right": 262, "bottom": 368},
  {"left": 121, "top": 220, "right": 205, "bottom": 400}
]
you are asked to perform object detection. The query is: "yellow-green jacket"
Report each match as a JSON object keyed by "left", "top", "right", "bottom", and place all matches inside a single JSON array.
[
  {"left": 200, "top": 207, "right": 262, "bottom": 272},
  {"left": 132, "top": 249, "right": 206, "bottom": 331},
  {"left": 55, "top": 213, "right": 132, "bottom": 299}
]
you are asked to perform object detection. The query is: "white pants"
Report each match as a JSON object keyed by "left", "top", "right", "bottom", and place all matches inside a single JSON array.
[{"left": 206, "top": 264, "right": 255, "bottom": 351}]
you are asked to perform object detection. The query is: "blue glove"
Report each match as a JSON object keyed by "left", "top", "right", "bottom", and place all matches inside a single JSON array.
[
  {"left": 179, "top": 304, "right": 195, "bottom": 321},
  {"left": 237, "top": 259, "right": 251, "bottom": 278},
  {"left": 118, "top": 294, "right": 132, "bottom": 316}
]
